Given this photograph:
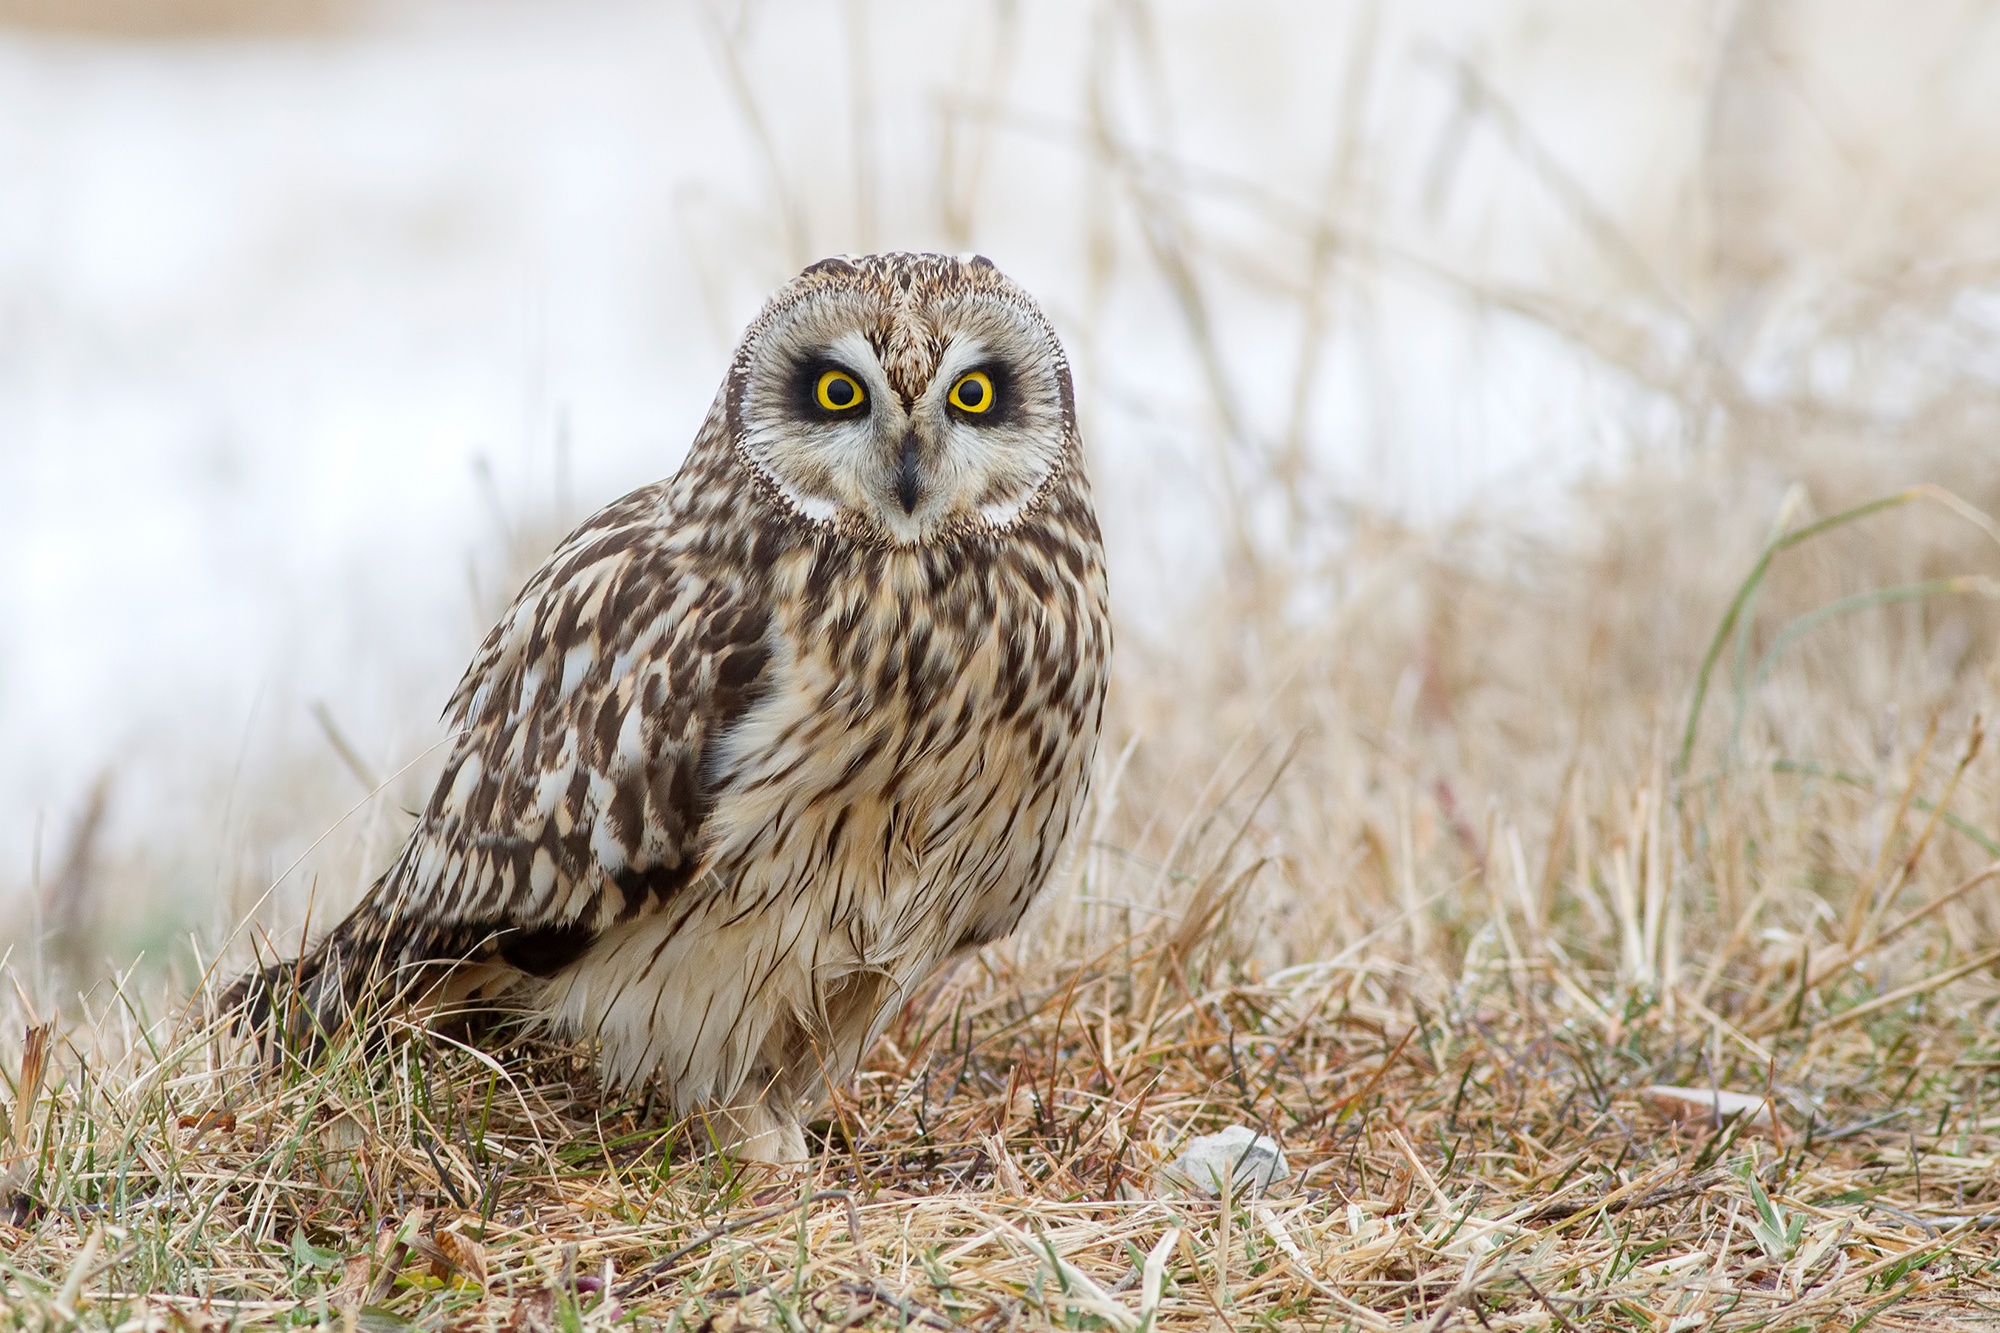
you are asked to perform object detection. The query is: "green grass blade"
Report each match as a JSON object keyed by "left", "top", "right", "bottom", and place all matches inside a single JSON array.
[
  {"left": 1770, "top": 759, "right": 2000, "bottom": 856},
  {"left": 1678, "top": 486, "right": 2000, "bottom": 776},
  {"left": 1748, "top": 576, "right": 2000, "bottom": 700}
]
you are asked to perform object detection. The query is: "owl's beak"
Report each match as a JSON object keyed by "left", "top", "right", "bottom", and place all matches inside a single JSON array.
[{"left": 895, "top": 432, "right": 922, "bottom": 514}]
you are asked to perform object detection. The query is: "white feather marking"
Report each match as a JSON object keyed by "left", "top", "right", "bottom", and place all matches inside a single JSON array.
[
  {"left": 560, "top": 641, "right": 596, "bottom": 700},
  {"left": 517, "top": 665, "right": 546, "bottom": 720},
  {"left": 443, "top": 752, "right": 482, "bottom": 815},
  {"left": 534, "top": 731, "right": 579, "bottom": 823},
  {"left": 615, "top": 701, "right": 645, "bottom": 772},
  {"left": 587, "top": 770, "right": 628, "bottom": 874},
  {"left": 979, "top": 492, "right": 1034, "bottom": 526},
  {"left": 416, "top": 838, "right": 444, "bottom": 889},
  {"left": 770, "top": 480, "right": 840, "bottom": 523}
]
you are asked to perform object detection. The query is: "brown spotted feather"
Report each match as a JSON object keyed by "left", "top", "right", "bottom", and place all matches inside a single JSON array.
[{"left": 224, "top": 254, "right": 1110, "bottom": 1163}]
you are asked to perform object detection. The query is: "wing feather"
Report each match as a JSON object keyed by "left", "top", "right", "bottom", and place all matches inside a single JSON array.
[{"left": 224, "top": 479, "right": 774, "bottom": 1037}]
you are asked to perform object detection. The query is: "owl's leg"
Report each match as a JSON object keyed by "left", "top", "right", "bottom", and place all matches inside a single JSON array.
[
  {"left": 704, "top": 1005, "right": 861, "bottom": 1164},
  {"left": 704, "top": 1080, "right": 809, "bottom": 1164},
  {"left": 712, "top": 970, "right": 899, "bottom": 1164}
]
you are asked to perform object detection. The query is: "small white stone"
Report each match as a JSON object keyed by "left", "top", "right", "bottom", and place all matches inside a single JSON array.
[{"left": 1158, "top": 1126, "right": 1290, "bottom": 1198}]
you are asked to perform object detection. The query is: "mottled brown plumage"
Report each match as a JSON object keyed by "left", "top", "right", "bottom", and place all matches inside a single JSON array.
[{"left": 225, "top": 253, "right": 1111, "bottom": 1160}]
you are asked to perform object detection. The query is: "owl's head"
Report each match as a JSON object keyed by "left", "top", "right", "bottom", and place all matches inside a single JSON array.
[{"left": 725, "top": 252, "right": 1078, "bottom": 547}]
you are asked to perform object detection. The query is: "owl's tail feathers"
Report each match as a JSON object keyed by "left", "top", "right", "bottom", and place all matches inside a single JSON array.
[
  {"left": 215, "top": 912, "right": 563, "bottom": 1059},
  {"left": 216, "top": 919, "right": 405, "bottom": 1058}
]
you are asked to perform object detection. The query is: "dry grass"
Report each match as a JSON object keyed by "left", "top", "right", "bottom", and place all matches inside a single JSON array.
[
  {"left": 5, "top": 462, "right": 2000, "bottom": 1330},
  {"left": 13, "top": 3, "right": 2000, "bottom": 1328}
]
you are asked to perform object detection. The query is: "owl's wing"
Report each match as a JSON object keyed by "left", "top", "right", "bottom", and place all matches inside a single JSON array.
[{"left": 228, "top": 482, "right": 773, "bottom": 1033}]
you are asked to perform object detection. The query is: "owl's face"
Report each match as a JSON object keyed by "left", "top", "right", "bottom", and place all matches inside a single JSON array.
[{"left": 726, "top": 253, "right": 1077, "bottom": 547}]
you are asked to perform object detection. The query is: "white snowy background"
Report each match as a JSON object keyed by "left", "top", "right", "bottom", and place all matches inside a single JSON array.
[{"left": 5, "top": 0, "right": 1998, "bottom": 979}]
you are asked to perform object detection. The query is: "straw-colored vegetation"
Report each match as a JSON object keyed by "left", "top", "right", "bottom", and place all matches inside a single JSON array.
[
  {"left": 8, "top": 460, "right": 2000, "bottom": 1332},
  {"left": 11, "top": 3, "right": 2000, "bottom": 1329}
]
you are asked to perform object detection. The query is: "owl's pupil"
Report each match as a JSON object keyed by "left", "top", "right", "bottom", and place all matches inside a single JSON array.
[
  {"left": 827, "top": 377, "right": 855, "bottom": 407},
  {"left": 958, "top": 378, "right": 985, "bottom": 407}
]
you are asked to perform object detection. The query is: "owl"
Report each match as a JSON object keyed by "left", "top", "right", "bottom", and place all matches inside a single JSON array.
[{"left": 225, "top": 253, "right": 1111, "bottom": 1162}]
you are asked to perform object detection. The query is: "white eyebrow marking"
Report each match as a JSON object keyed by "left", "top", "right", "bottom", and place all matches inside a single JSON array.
[
  {"left": 929, "top": 336, "right": 994, "bottom": 399},
  {"left": 823, "top": 331, "right": 887, "bottom": 389}
]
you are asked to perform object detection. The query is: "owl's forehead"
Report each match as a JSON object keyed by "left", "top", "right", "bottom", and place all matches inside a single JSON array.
[{"left": 851, "top": 281, "right": 948, "bottom": 398}]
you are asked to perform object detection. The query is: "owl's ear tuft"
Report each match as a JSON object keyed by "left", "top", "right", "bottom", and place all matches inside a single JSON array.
[
  {"left": 964, "top": 254, "right": 997, "bottom": 273},
  {"left": 801, "top": 256, "right": 860, "bottom": 280}
]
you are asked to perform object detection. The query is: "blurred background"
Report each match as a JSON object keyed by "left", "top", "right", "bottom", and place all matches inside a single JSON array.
[{"left": 7, "top": 0, "right": 2000, "bottom": 1008}]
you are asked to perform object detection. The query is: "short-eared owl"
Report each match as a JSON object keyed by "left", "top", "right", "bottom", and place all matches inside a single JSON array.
[{"left": 227, "top": 253, "right": 1111, "bottom": 1161}]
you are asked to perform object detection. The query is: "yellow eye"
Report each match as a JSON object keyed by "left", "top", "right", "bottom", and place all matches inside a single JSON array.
[
  {"left": 815, "top": 369, "right": 866, "bottom": 411},
  {"left": 948, "top": 370, "right": 995, "bottom": 414}
]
